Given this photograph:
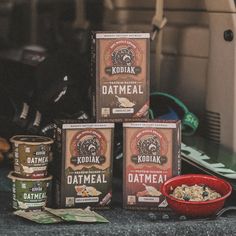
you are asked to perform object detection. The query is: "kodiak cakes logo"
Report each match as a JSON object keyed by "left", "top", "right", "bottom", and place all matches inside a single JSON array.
[
  {"left": 104, "top": 39, "right": 142, "bottom": 76},
  {"left": 70, "top": 129, "right": 107, "bottom": 166},
  {"left": 131, "top": 129, "right": 168, "bottom": 165}
]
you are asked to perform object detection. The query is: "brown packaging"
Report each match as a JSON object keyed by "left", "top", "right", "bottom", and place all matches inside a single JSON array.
[
  {"left": 123, "top": 121, "right": 181, "bottom": 210},
  {"left": 53, "top": 120, "right": 114, "bottom": 209},
  {"left": 91, "top": 32, "right": 150, "bottom": 122}
]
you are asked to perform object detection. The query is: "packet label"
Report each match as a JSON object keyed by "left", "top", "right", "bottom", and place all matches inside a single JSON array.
[
  {"left": 45, "top": 207, "right": 109, "bottom": 223},
  {"left": 14, "top": 210, "right": 62, "bottom": 224},
  {"left": 14, "top": 208, "right": 109, "bottom": 224}
]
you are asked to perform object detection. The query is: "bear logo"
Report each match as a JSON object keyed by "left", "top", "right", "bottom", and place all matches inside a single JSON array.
[
  {"left": 77, "top": 136, "right": 100, "bottom": 156},
  {"left": 137, "top": 136, "right": 160, "bottom": 156},
  {"left": 112, "top": 47, "right": 134, "bottom": 67}
]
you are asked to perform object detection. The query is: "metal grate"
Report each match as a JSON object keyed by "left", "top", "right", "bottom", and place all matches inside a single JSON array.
[{"left": 205, "top": 110, "right": 221, "bottom": 143}]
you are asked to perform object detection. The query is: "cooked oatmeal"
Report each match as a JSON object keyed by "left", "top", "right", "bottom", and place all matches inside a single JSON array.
[{"left": 170, "top": 184, "right": 221, "bottom": 201}]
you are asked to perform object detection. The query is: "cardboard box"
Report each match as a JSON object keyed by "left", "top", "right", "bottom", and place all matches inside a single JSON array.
[
  {"left": 123, "top": 121, "right": 181, "bottom": 210},
  {"left": 91, "top": 32, "right": 150, "bottom": 122},
  {"left": 53, "top": 120, "right": 114, "bottom": 209}
]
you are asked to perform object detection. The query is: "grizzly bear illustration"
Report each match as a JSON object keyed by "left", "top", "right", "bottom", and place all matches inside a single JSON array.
[
  {"left": 77, "top": 136, "right": 100, "bottom": 156},
  {"left": 112, "top": 47, "right": 134, "bottom": 67},
  {"left": 137, "top": 136, "right": 160, "bottom": 156}
]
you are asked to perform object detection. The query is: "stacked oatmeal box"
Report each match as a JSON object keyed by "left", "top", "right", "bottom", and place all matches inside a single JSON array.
[
  {"left": 91, "top": 32, "right": 181, "bottom": 210},
  {"left": 91, "top": 32, "right": 150, "bottom": 122},
  {"left": 123, "top": 121, "right": 181, "bottom": 210},
  {"left": 53, "top": 121, "right": 114, "bottom": 209}
]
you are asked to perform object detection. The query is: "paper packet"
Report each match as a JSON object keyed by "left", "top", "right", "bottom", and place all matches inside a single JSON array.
[
  {"left": 45, "top": 207, "right": 109, "bottom": 223},
  {"left": 14, "top": 210, "right": 62, "bottom": 224}
]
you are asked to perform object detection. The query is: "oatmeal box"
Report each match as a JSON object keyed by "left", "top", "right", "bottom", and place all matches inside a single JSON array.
[
  {"left": 53, "top": 120, "right": 114, "bottom": 209},
  {"left": 91, "top": 32, "right": 150, "bottom": 122},
  {"left": 123, "top": 121, "right": 181, "bottom": 210}
]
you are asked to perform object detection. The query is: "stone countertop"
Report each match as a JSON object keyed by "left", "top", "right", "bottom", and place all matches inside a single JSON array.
[
  {"left": 1, "top": 166, "right": 236, "bottom": 236},
  {"left": 0, "top": 192, "right": 236, "bottom": 236},
  {"left": 1, "top": 191, "right": 236, "bottom": 236}
]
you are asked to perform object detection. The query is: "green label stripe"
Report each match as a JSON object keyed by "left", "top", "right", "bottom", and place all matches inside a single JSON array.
[{"left": 182, "top": 112, "right": 199, "bottom": 135}]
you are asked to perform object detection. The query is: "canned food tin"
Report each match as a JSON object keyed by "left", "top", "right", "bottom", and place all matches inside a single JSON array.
[
  {"left": 10, "top": 135, "right": 53, "bottom": 178},
  {"left": 8, "top": 172, "right": 52, "bottom": 211}
]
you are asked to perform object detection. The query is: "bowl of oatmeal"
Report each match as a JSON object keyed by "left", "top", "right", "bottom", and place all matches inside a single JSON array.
[{"left": 161, "top": 174, "right": 232, "bottom": 217}]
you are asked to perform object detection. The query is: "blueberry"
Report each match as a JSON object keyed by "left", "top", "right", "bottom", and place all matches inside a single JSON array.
[
  {"left": 183, "top": 195, "right": 191, "bottom": 201},
  {"left": 202, "top": 191, "right": 209, "bottom": 197}
]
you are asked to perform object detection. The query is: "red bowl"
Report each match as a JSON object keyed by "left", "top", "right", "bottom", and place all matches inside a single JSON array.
[{"left": 161, "top": 174, "right": 232, "bottom": 217}]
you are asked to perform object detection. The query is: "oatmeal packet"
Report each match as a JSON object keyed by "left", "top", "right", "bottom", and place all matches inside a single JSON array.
[
  {"left": 14, "top": 210, "right": 62, "bottom": 224},
  {"left": 45, "top": 207, "right": 109, "bottom": 223}
]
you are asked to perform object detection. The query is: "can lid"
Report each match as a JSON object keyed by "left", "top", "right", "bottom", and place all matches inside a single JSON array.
[
  {"left": 10, "top": 135, "right": 53, "bottom": 145},
  {"left": 8, "top": 171, "right": 53, "bottom": 181}
]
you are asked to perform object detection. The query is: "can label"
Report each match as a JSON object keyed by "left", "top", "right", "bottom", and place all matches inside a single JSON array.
[
  {"left": 10, "top": 175, "right": 51, "bottom": 211},
  {"left": 11, "top": 135, "right": 53, "bottom": 178},
  {"left": 13, "top": 143, "right": 51, "bottom": 178}
]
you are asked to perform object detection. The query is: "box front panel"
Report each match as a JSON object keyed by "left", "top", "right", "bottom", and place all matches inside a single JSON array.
[
  {"left": 63, "top": 127, "right": 113, "bottom": 208},
  {"left": 124, "top": 126, "right": 175, "bottom": 210},
  {"left": 96, "top": 34, "right": 150, "bottom": 122}
]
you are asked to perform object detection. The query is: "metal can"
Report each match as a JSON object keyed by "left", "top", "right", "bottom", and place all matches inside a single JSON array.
[
  {"left": 8, "top": 171, "right": 52, "bottom": 211},
  {"left": 10, "top": 135, "right": 53, "bottom": 178}
]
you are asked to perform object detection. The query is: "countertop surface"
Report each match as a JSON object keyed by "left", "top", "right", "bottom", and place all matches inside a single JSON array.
[
  {"left": 1, "top": 167, "right": 236, "bottom": 236},
  {"left": 1, "top": 191, "right": 236, "bottom": 236}
]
